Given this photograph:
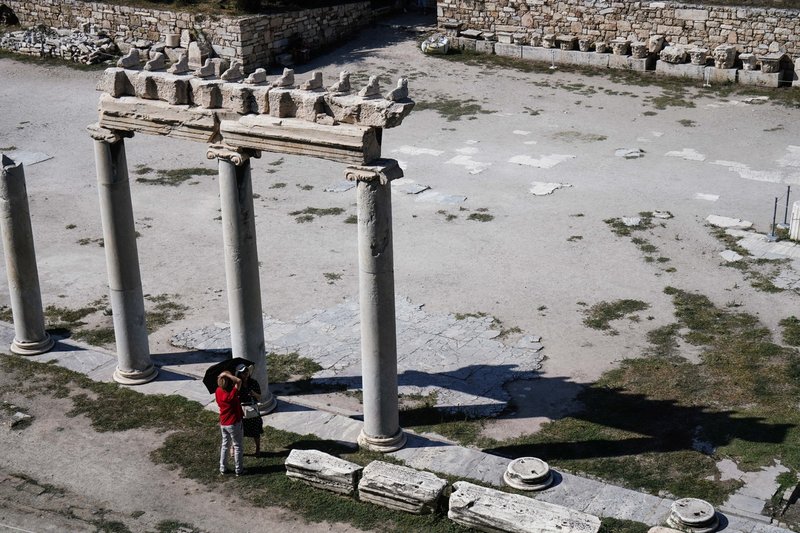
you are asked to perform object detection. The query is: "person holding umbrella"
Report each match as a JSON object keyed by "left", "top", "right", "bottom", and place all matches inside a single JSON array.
[
  {"left": 236, "top": 363, "right": 264, "bottom": 456},
  {"left": 216, "top": 370, "right": 245, "bottom": 476}
]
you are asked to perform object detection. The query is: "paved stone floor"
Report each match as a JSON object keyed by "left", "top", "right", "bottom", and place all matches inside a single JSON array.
[{"left": 172, "top": 296, "right": 545, "bottom": 416}]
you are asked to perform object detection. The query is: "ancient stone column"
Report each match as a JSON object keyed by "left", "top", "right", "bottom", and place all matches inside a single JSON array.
[
  {"left": 0, "top": 156, "right": 54, "bottom": 355},
  {"left": 790, "top": 201, "right": 800, "bottom": 241},
  {"left": 207, "top": 144, "right": 276, "bottom": 414},
  {"left": 89, "top": 125, "right": 157, "bottom": 385},
  {"left": 345, "top": 159, "right": 406, "bottom": 452}
]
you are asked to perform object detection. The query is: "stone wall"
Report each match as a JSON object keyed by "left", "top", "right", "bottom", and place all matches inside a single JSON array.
[
  {"left": 3, "top": 0, "right": 374, "bottom": 70},
  {"left": 438, "top": 0, "right": 800, "bottom": 57}
]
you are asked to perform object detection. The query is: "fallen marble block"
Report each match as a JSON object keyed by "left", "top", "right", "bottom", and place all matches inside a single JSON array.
[
  {"left": 448, "top": 481, "right": 602, "bottom": 533},
  {"left": 285, "top": 449, "right": 362, "bottom": 495},
  {"left": 357, "top": 461, "right": 447, "bottom": 514}
]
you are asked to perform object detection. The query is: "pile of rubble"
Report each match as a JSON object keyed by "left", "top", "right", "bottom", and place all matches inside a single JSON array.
[{"left": 0, "top": 25, "right": 119, "bottom": 64}]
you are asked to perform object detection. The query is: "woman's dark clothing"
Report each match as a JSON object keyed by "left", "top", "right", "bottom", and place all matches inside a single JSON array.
[{"left": 240, "top": 379, "right": 264, "bottom": 438}]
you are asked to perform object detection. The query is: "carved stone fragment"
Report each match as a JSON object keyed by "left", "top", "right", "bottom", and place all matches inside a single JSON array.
[
  {"left": 557, "top": 35, "right": 577, "bottom": 51},
  {"left": 631, "top": 42, "right": 648, "bottom": 59},
  {"left": 688, "top": 48, "right": 708, "bottom": 65},
  {"left": 530, "top": 34, "right": 542, "bottom": 47},
  {"left": 660, "top": 45, "right": 688, "bottom": 64},
  {"left": 285, "top": 449, "right": 362, "bottom": 495},
  {"left": 357, "top": 461, "right": 446, "bottom": 514},
  {"left": 503, "top": 457, "right": 554, "bottom": 491},
  {"left": 595, "top": 41, "right": 608, "bottom": 53},
  {"left": 132, "top": 71, "right": 159, "bottom": 100},
  {"left": 194, "top": 58, "right": 215, "bottom": 78},
  {"left": 448, "top": 481, "right": 602, "bottom": 533},
  {"left": 117, "top": 48, "right": 140, "bottom": 68},
  {"left": 329, "top": 71, "right": 351, "bottom": 94},
  {"left": 164, "top": 33, "right": 180, "bottom": 48},
  {"left": 543, "top": 33, "right": 556, "bottom": 48},
  {"left": 760, "top": 53, "right": 785, "bottom": 73},
  {"left": 578, "top": 38, "right": 593, "bottom": 52},
  {"left": 221, "top": 83, "right": 254, "bottom": 115},
  {"left": 272, "top": 68, "right": 295, "bottom": 88},
  {"left": 711, "top": 45, "right": 736, "bottom": 69},
  {"left": 610, "top": 37, "right": 630, "bottom": 55},
  {"left": 300, "top": 71, "right": 324, "bottom": 91},
  {"left": 96, "top": 68, "right": 134, "bottom": 97},
  {"left": 190, "top": 78, "right": 222, "bottom": 109},
  {"left": 144, "top": 52, "right": 166, "bottom": 71},
  {"left": 359, "top": 76, "right": 381, "bottom": 98},
  {"left": 739, "top": 53, "right": 757, "bottom": 70},
  {"left": 385, "top": 78, "right": 408, "bottom": 102},
  {"left": 648, "top": 35, "right": 666, "bottom": 53},
  {"left": 167, "top": 53, "right": 190, "bottom": 74},
  {"left": 666, "top": 498, "right": 719, "bottom": 533},
  {"left": 220, "top": 60, "right": 244, "bottom": 81},
  {"left": 244, "top": 68, "right": 267, "bottom": 85}
]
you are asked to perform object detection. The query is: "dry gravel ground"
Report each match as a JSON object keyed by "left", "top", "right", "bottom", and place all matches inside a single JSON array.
[{"left": 1, "top": 13, "right": 800, "bottom": 527}]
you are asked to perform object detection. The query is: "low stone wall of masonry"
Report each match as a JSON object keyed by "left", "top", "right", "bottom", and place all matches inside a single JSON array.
[
  {"left": 2, "top": 0, "right": 374, "bottom": 70},
  {"left": 437, "top": 0, "right": 800, "bottom": 58}
]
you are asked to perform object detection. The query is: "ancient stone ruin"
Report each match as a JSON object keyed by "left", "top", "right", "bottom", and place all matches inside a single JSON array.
[{"left": 91, "top": 53, "right": 414, "bottom": 452}]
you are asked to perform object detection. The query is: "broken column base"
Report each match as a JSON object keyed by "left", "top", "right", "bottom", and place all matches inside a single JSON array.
[
  {"left": 10, "top": 334, "right": 54, "bottom": 356},
  {"left": 113, "top": 365, "right": 158, "bottom": 385},
  {"left": 357, "top": 427, "right": 407, "bottom": 452},
  {"left": 738, "top": 70, "right": 782, "bottom": 87},
  {"left": 257, "top": 393, "right": 277, "bottom": 415},
  {"left": 448, "top": 481, "right": 602, "bottom": 533},
  {"left": 666, "top": 498, "right": 719, "bottom": 533}
]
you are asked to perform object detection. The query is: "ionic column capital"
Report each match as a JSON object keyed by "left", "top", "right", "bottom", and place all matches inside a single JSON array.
[
  {"left": 87, "top": 123, "right": 133, "bottom": 143},
  {"left": 344, "top": 158, "right": 403, "bottom": 185},
  {"left": 206, "top": 144, "right": 261, "bottom": 166}
]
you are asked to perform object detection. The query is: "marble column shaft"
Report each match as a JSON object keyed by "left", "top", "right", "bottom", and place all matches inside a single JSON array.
[
  {"left": 0, "top": 156, "right": 54, "bottom": 355},
  {"left": 347, "top": 159, "right": 406, "bottom": 452},
  {"left": 211, "top": 145, "right": 276, "bottom": 414},
  {"left": 91, "top": 126, "right": 156, "bottom": 384}
]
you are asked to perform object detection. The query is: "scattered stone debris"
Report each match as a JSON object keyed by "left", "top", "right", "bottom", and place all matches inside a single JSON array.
[
  {"left": 0, "top": 25, "right": 120, "bottom": 65},
  {"left": 652, "top": 210, "right": 673, "bottom": 219},
  {"left": 529, "top": 181, "right": 572, "bottom": 196},
  {"left": 615, "top": 148, "right": 645, "bottom": 159},
  {"left": 421, "top": 34, "right": 450, "bottom": 55},
  {"left": 664, "top": 148, "right": 706, "bottom": 161},
  {"left": 621, "top": 216, "right": 642, "bottom": 227},
  {"left": 720, "top": 250, "right": 744, "bottom": 262},
  {"left": 324, "top": 181, "right": 356, "bottom": 193},
  {"left": 10, "top": 411, "right": 32, "bottom": 428},
  {"left": 706, "top": 214, "right": 753, "bottom": 230},
  {"left": 391, "top": 178, "right": 430, "bottom": 195}
]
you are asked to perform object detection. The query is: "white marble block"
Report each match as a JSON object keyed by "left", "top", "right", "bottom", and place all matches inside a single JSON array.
[
  {"left": 357, "top": 461, "right": 447, "bottom": 514},
  {"left": 285, "top": 449, "right": 362, "bottom": 495}
]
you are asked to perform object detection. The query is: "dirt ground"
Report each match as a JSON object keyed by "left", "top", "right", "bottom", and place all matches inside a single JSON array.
[{"left": 1, "top": 11, "right": 800, "bottom": 530}]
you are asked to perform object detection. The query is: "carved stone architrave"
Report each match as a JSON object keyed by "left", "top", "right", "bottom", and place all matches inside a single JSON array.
[
  {"left": 206, "top": 143, "right": 261, "bottom": 166},
  {"left": 344, "top": 158, "right": 403, "bottom": 185},
  {"left": 87, "top": 123, "right": 134, "bottom": 144}
]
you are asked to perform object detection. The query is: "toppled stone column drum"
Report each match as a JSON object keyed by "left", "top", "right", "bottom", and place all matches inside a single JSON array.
[
  {"left": 347, "top": 159, "right": 406, "bottom": 452},
  {"left": 0, "top": 156, "right": 54, "bottom": 355},
  {"left": 210, "top": 144, "right": 276, "bottom": 414},
  {"left": 90, "top": 126, "right": 156, "bottom": 384}
]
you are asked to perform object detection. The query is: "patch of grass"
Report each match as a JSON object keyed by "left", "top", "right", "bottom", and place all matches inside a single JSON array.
[
  {"left": 269, "top": 182, "right": 287, "bottom": 189},
  {"left": 296, "top": 184, "right": 313, "bottom": 191},
  {"left": 65, "top": 223, "right": 77, "bottom": 230},
  {"left": 156, "top": 521, "right": 199, "bottom": 533},
  {"left": 642, "top": 111, "right": 657, "bottom": 116},
  {"left": 454, "top": 311, "right": 487, "bottom": 321},
  {"left": 73, "top": 327, "right": 116, "bottom": 346},
  {"left": 0, "top": 145, "right": 17, "bottom": 151},
  {"left": 583, "top": 299, "right": 650, "bottom": 333},
  {"left": 599, "top": 518, "right": 650, "bottom": 533},
  {"left": 136, "top": 167, "right": 215, "bottom": 186},
  {"left": 414, "top": 97, "right": 493, "bottom": 121},
  {"left": 44, "top": 304, "right": 100, "bottom": 330},
  {"left": 267, "top": 352, "right": 323, "bottom": 383},
  {"left": 567, "top": 235, "right": 583, "bottom": 242},
  {"left": 781, "top": 317, "right": 800, "bottom": 346},
  {"left": 604, "top": 214, "right": 654, "bottom": 237},
  {"left": 92, "top": 518, "right": 132, "bottom": 533},
  {"left": 467, "top": 213, "right": 494, "bottom": 222},
  {"left": 268, "top": 158, "right": 284, "bottom": 166},
  {"left": 344, "top": 214, "right": 357, "bottom": 224},
  {"left": 77, "top": 237, "right": 104, "bottom": 247},
  {"left": 0, "top": 305, "right": 12, "bottom": 322},
  {"left": 289, "top": 206, "right": 345, "bottom": 223},
  {"left": 645, "top": 324, "right": 681, "bottom": 357},
  {"left": 553, "top": 131, "right": 607, "bottom": 142},
  {"left": 678, "top": 119, "right": 697, "bottom": 127},
  {"left": 323, "top": 272, "right": 341, "bottom": 284},
  {"left": 144, "top": 294, "right": 188, "bottom": 332}
]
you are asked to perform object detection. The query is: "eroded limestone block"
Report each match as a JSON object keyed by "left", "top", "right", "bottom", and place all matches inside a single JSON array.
[
  {"left": 117, "top": 48, "right": 140, "bottom": 68},
  {"left": 250, "top": 86, "right": 271, "bottom": 114},
  {"left": 268, "top": 88, "right": 324, "bottom": 120},
  {"left": 385, "top": 78, "right": 408, "bottom": 102},
  {"left": 648, "top": 35, "right": 665, "bottom": 53},
  {"left": 325, "top": 93, "right": 414, "bottom": 128},
  {"left": 543, "top": 34, "right": 556, "bottom": 48},
  {"left": 272, "top": 67, "right": 295, "bottom": 88},
  {"left": 187, "top": 41, "right": 209, "bottom": 68},
  {"left": 448, "top": 481, "right": 602, "bottom": 533},
  {"left": 164, "top": 33, "right": 180, "bottom": 48},
  {"left": 358, "top": 461, "right": 446, "bottom": 514},
  {"left": 285, "top": 449, "right": 362, "bottom": 495},
  {"left": 611, "top": 38, "right": 630, "bottom": 55},
  {"left": 578, "top": 38, "right": 593, "bottom": 52},
  {"left": 713, "top": 44, "right": 736, "bottom": 69},
  {"left": 189, "top": 78, "right": 222, "bottom": 108},
  {"left": 512, "top": 33, "right": 527, "bottom": 45},
  {"left": 222, "top": 83, "right": 254, "bottom": 114},
  {"left": 739, "top": 53, "right": 756, "bottom": 70},
  {"left": 595, "top": 41, "right": 608, "bottom": 53},
  {"left": 144, "top": 52, "right": 166, "bottom": 71},
  {"left": 530, "top": 34, "right": 542, "bottom": 47},
  {"left": 660, "top": 45, "right": 687, "bottom": 64},
  {"left": 688, "top": 48, "right": 708, "bottom": 65},
  {"left": 300, "top": 71, "right": 324, "bottom": 91},
  {"left": 221, "top": 60, "right": 244, "bottom": 81},
  {"left": 244, "top": 68, "right": 267, "bottom": 85},
  {"left": 168, "top": 53, "right": 190, "bottom": 75},
  {"left": 97, "top": 94, "right": 217, "bottom": 142},
  {"left": 358, "top": 76, "right": 381, "bottom": 97},
  {"left": 631, "top": 42, "right": 648, "bottom": 59},
  {"left": 760, "top": 53, "right": 785, "bottom": 74},
  {"left": 96, "top": 68, "right": 134, "bottom": 97},
  {"left": 132, "top": 71, "right": 159, "bottom": 99},
  {"left": 496, "top": 32, "right": 513, "bottom": 45},
  {"left": 150, "top": 72, "right": 190, "bottom": 105},
  {"left": 329, "top": 71, "right": 351, "bottom": 94}
]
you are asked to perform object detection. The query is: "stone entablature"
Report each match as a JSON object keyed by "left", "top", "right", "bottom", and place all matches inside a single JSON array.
[
  {"left": 4, "top": 0, "right": 373, "bottom": 71},
  {"left": 437, "top": 0, "right": 800, "bottom": 57}
]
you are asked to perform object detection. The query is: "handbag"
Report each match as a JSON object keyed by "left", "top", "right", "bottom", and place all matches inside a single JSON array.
[{"left": 242, "top": 403, "right": 259, "bottom": 419}]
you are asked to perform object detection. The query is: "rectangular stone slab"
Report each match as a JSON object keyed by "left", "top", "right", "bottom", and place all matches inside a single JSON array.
[
  {"left": 220, "top": 115, "right": 381, "bottom": 165},
  {"left": 357, "top": 461, "right": 447, "bottom": 514},
  {"left": 97, "top": 94, "right": 219, "bottom": 143},
  {"left": 285, "top": 449, "right": 362, "bottom": 495},
  {"left": 448, "top": 481, "right": 602, "bottom": 533}
]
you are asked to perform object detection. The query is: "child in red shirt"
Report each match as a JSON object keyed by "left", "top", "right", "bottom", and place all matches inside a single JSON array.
[{"left": 216, "top": 371, "right": 244, "bottom": 475}]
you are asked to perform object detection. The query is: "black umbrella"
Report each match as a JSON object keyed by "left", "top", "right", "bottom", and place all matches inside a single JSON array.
[{"left": 202, "top": 357, "right": 255, "bottom": 394}]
